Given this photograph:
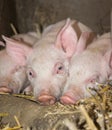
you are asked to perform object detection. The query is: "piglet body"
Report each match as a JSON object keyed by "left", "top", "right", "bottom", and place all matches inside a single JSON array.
[
  {"left": 0, "top": 31, "right": 41, "bottom": 93},
  {"left": 26, "top": 18, "right": 96, "bottom": 105},
  {"left": 12, "top": 31, "right": 40, "bottom": 46},
  {"left": 60, "top": 32, "right": 112, "bottom": 104}
]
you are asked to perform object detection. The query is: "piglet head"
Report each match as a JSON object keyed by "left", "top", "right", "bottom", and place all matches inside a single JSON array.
[
  {"left": 27, "top": 47, "right": 70, "bottom": 105},
  {"left": 1, "top": 36, "right": 33, "bottom": 93},
  {"left": 60, "top": 47, "right": 112, "bottom": 105}
]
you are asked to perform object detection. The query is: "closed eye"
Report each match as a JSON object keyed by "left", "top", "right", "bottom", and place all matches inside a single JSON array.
[{"left": 85, "top": 75, "right": 99, "bottom": 84}]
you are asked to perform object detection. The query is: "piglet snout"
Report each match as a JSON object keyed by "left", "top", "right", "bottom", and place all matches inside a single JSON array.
[
  {"left": 37, "top": 92, "right": 56, "bottom": 105},
  {"left": 0, "top": 87, "right": 13, "bottom": 93},
  {"left": 60, "top": 94, "right": 76, "bottom": 105}
]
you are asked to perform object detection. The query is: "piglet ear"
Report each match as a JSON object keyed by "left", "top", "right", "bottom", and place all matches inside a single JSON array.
[
  {"left": 75, "top": 32, "right": 90, "bottom": 55},
  {"left": 55, "top": 18, "right": 78, "bottom": 58},
  {"left": 2, "top": 35, "right": 33, "bottom": 66}
]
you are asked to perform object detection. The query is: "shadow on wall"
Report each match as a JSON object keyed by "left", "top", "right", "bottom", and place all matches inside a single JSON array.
[{"left": 0, "top": 0, "right": 17, "bottom": 40}]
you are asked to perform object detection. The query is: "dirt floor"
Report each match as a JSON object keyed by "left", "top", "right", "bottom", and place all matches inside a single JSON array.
[
  {"left": 15, "top": 0, "right": 112, "bottom": 34},
  {"left": 0, "top": 82, "right": 112, "bottom": 130}
]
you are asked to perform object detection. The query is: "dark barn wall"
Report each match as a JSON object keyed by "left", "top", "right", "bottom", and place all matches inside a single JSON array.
[
  {"left": 0, "top": 0, "right": 17, "bottom": 40},
  {"left": 0, "top": 0, "right": 112, "bottom": 39},
  {"left": 15, "top": 0, "right": 112, "bottom": 34}
]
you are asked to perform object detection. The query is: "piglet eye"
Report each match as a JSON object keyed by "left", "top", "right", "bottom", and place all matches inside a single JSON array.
[
  {"left": 86, "top": 75, "right": 99, "bottom": 84},
  {"left": 90, "top": 79, "right": 96, "bottom": 83},
  {"left": 27, "top": 67, "right": 36, "bottom": 80},
  {"left": 58, "top": 66, "right": 63, "bottom": 70},
  {"left": 54, "top": 62, "right": 65, "bottom": 74},
  {"left": 29, "top": 71, "right": 33, "bottom": 76}
]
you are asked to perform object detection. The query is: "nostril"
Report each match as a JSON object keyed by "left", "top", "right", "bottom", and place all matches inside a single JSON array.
[{"left": 49, "top": 98, "right": 56, "bottom": 105}]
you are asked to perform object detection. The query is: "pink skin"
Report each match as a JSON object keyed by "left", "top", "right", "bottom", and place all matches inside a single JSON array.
[
  {"left": 60, "top": 32, "right": 112, "bottom": 105},
  {"left": 0, "top": 36, "right": 32, "bottom": 93},
  {"left": 27, "top": 18, "right": 96, "bottom": 105}
]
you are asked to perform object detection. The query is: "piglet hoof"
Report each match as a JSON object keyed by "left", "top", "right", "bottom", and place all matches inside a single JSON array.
[
  {"left": 60, "top": 95, "right": 76, "bottom": 105},
  {"left": 0, "top": 87, "right": 12, "bottom": 93},
  {"left": 38, "top": 94, "right": 56, "bottom": 105}
]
